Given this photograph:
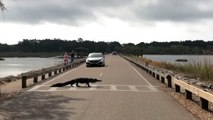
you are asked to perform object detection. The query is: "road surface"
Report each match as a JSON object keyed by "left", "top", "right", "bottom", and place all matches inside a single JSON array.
[{"left": 0, "top": 55, "right": 198, "bottom": 120}]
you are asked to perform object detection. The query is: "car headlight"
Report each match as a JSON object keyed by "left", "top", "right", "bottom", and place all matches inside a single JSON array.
[{"left": 100, "top": 58, "right": 104, "bottom": 62}]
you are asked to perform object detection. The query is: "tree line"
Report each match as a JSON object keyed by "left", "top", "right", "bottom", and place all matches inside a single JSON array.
[{"left": 0, "top": 39, "right": 213, "bottom": 56}]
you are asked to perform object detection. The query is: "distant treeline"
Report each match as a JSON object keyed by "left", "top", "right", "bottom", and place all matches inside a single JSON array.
[{"left": 0, "top": 39, "right": 213, "bottom": 57}]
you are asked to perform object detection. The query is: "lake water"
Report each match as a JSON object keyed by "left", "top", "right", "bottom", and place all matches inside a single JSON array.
[
  {"left": 0, "top": 57, "right": 63, "bottom": 78},
  {"left": 1, "top": 55, "right": 213, "bottom": 78},
  {"left": 143, "top": 55, "right": 213, "bottom": 65}
]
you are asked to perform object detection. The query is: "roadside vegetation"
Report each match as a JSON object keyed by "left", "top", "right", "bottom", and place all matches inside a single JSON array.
[{"left": 133, "top": 56, "right": 213, "bottom": 82}]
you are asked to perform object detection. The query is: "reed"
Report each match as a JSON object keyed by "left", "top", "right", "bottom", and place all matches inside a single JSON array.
[{"left": 135, "top": 56, "right": 213, "bottom": 81}]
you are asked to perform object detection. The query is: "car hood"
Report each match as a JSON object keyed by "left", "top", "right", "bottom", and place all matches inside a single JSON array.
[{"left": 87, "top": 57, "right": 103, "bottom": 61}]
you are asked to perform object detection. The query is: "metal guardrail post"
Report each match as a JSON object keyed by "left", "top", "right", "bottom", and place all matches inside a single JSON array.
[{"left": 22, "top": 76, "right": 27, "bottom": 88}]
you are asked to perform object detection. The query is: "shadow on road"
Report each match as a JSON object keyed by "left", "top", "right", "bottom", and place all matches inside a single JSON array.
[{"left": 0, "top": 92, "right": 85, "bottom": 120}]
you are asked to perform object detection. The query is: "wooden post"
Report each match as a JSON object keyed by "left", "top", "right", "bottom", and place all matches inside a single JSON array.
[
  {"left": 161, "top": 77, "right": 165, "bottom": 83},
  {"left": 166, "top": 75, "right": 172, "bottom": 88},
  {"left": 152, "top": 72, "right": 155, "bottom": 77},
  {"left": 156, "top": 74, "right": 160, "bottom": 80},
  {"left": 175, "top": 84, "right": 180, "bottom": 92},
  {"left": 185, "top": 90, "right": 192, "bottom": 100},
  {"left": 54, "top": 70, "right": 57, "bottom": 75},
  {"left": 22, "top": 76, "right": 27, "bottom": 88},
  {"left": 34, "top": 76, "right": 38, "bottom": 83},
  {"left": 42, "top": 74, "right": 45, "bottom": 80},
  {"left": 48, "top": 72, "right": 52, "bottom": 77},
  {"left": 146, "top": 68, "right": 149, "bottom": 73},
  {"left": 200, "top": 97, "right": 209, "bottom": 110}
]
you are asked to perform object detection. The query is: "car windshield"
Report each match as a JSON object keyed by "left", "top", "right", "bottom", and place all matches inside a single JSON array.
[{"left": 88, "top": 53, "right": 103, "bottom": 58}]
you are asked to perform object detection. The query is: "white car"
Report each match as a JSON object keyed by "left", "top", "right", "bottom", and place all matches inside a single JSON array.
[{"left": 86, "top": 53, "right": 105, "bottom": 67}]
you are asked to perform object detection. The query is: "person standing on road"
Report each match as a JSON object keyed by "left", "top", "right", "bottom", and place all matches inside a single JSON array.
[
  {"left": 70, "top": 50, "right": 75, "bottom": 63},
  {"left": 63, "top": 52, "right": 69, "bottom": 65}
]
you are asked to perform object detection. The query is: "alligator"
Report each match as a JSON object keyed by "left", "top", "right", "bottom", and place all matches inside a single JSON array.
[{"left": 51, "top": 78, "right": 102, "bottom": 87}]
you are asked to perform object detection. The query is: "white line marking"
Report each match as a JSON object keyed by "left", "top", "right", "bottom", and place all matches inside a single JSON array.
[
  {"left": 28, "top": 85, "right": 42, "bottom": 91},
  {"left": 89, "top": 84, "right": 97, "bottom": 90},
  {"left": 48, "top": 87, "right": 57, "bottom": 91},
  {"left": 128, "top": 85, "right": 138, "bottom": 91},
  {"left": 89, "top": 87, "right": 97, "bottom": 90},
  {"left": 99, "top": 73, "right": 103, "bottom": 77},
  {"left": 69, "top": 87, "right": 77, "bottom": 90},
  {"left": 28, "top": 83, "right": 160, "bottom": 92},
  {"left": 126, "top": 61, "right": 154, "bottom": 88},
  {"left": 110, "top": 85, "right": 117, "bottom": 90},
  {"left": 148, "top": 86, "right": 158, "bottom": 91}
]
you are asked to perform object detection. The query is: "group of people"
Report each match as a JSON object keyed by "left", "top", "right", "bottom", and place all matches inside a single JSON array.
[{"left": 63, "top": 51, "right": 75, "bottom": 65}]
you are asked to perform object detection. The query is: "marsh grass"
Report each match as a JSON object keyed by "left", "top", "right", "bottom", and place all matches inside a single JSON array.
[{"left": 135, "top": 56, "right": 213, "bottom": 81}]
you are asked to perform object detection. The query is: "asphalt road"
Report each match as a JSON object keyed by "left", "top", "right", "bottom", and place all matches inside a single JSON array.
[{"left": 0, "top": 55, "right": 198, "bottom": 120}]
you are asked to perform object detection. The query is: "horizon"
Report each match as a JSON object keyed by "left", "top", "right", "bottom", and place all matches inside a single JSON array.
[{"left": 1, "top": 38, "right": 212, "bottom": 46}]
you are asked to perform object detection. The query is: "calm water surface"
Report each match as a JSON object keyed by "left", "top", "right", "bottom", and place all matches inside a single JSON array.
[
  {"left": 0, "top": 57, "right": 63, "bottom": 78},
  {"left": 1, "top": 55, "right": 213, "bottom": 77},
  {"left": 143, "top": 55, "right": 213, "bottom": 65}
]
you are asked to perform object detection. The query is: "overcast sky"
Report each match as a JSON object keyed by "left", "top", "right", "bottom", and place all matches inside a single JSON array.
[{"left": 1, "top": 0, "right": 213, "bottom": 45}]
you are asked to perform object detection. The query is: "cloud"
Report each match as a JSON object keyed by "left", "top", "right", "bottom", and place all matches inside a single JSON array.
[
  {"left": 132, "top": 0, "right": 213, "bottom": 22},
  {"left": 1, "top": 0, "right": 213, "bottom": 25}
]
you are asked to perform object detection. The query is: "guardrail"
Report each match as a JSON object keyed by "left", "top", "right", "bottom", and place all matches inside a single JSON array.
[
  {"left": 21, "top": 59, "right": 85, "bottom": 88},
  {"left": 122, "top": 55, "right": 213, "bottom": 111}
]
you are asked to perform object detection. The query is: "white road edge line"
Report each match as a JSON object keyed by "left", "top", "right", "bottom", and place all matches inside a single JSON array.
[
  {"left": 110, "top": 85, "right": 117, "bottom": 90},
  {"left": 48, "top": 87, "right": 57, "bottom": 91},
  {"left": 128, "top": 85, "right": 138, "bottom": 91},
  {"left": 126, "top": 60, "right": 157, "bottom": 90},
  {"left": 28, "top": 85, "right": 42, "bottom": 91},
  {"left": 99, "top": 72, "right": 103, "bottom": 77},
  {"left": 28, "top": 64, "right": 85, "bottom": 91}
]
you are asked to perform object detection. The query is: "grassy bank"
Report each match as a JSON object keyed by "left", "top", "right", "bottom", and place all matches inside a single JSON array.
[
  {"left": 134, "top": 56, "right": 213, "bottom": 81},
  {"left": 0, "top": 52, "right": 62, "bottom": 57}
]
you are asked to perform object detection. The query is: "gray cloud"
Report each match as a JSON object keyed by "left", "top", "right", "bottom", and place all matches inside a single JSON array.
[
  {"left": 132, "top": 0, "right": 213, "bottom": 22},
  {"left": 2, "top": 0, "right": 213, "bottom": 25}
]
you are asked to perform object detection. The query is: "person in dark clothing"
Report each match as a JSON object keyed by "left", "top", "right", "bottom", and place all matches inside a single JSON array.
[{"left": 70, "top": 51, "right": 75, "bottom": 63}]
